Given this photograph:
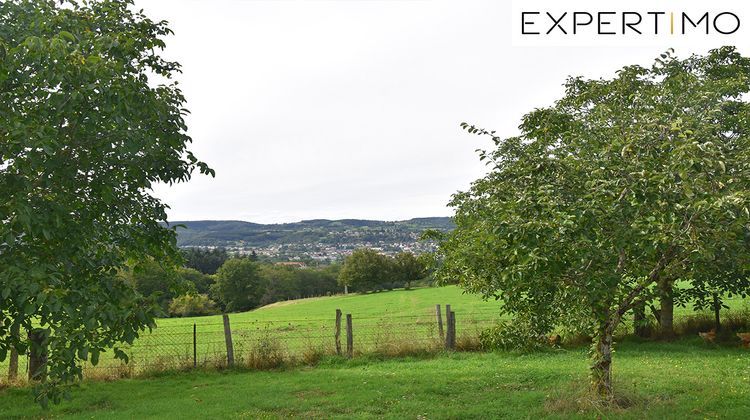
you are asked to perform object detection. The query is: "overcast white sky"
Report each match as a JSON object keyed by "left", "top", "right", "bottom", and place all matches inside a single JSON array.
[{"left": 136, "top": 0, "right": 746, "bottom": 223}]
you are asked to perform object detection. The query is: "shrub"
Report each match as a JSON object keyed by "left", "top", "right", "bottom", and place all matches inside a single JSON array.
[
  {"left": 168, "top": 294, "right": 218, "bottom": 317},
  {"left": 479, "top": 319, "right": 550, "bottom": 352},
  {"left": 245, "top": 328, "right": 287, "bottom": 370}
]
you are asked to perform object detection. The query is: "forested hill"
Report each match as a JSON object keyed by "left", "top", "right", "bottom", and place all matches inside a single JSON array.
[{"left": 169, "top": 217, "right": 454, "bottom": 255}]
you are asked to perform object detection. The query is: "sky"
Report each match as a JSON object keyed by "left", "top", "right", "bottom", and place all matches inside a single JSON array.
[{"left": 135, "top": 0, "right": 747, "bottom": 224}]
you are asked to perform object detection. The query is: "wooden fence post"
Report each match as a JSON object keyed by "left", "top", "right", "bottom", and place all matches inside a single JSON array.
[
  {"left": 193, "top": 323, "right": 197, "bottom": 368},
  {"left": 335, "top": 309, "right": 342, "bottom": 356},
  {"left": 445, "top": 310, "right": 456, "bottom": 351},
  {"left": 222, "top": 314, "right": 235, "bottom": 367},
  {"left": 449, "top": 311, "right": 456, "bottom": 350},
  {"left": 435, "top": 304, "right": 444, "bottom": 340},
  {"left": 444, "top": 304, "right": 451, "bottom": 349},
  {"left": 346, "top": 314, "right": 353, "bottom": 359}
]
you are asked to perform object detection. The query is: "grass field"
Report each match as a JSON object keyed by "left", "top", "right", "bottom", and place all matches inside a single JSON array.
[
  {"left": 2, "top": 285, "right": 749, "bottom": 378},
  {"left": 2, "top": 339, "right": 749, "bottom": 419},
  {"left": 159, "top": 285, "right": 502, "bottom": 327},
  {"left": 1, "top": 286, "right": 506, "bottom": 378}
]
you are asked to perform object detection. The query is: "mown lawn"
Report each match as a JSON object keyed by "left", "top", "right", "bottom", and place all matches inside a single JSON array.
[{"left": 2, "top": 340, "right": 749, "bottom": 419}]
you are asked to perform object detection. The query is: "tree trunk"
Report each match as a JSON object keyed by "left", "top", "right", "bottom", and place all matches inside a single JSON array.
[
  {"left": 633, "top": 302, "right": 648, "bottom": 338},
  {"left": 712, "top": 293, "right": 721, "bottom": 332},
  {"left": 7, "top": 322, "right": 20, "bottom": 381},
  {"left": 8, "top": 347, "right": 18, "bottom": 381},
  {"left": 28, "top": 329, "right": 48, "bottom": 382},
  {"left": 591, "top": 324, "right": 614, "bottom": 399},
  {"left": 344, "top": 285, "right": 348, "bottom": 295},
  {"left": 658, "top": 279, "right": 674, "bottom": 338}
]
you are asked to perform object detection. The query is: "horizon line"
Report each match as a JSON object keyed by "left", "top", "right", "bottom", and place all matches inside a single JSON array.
[{"left": 165, "top": 216, "right": 453, "bottom": 225}]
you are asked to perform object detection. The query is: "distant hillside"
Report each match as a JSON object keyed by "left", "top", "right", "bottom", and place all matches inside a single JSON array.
[{"left": 168, "top": 217, "right": 454, "bottom": 260}]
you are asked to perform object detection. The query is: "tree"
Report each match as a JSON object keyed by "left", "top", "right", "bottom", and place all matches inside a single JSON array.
[
  {"left": 181, "top": 248, "right": 229, "bottom": 275},
  {"left": 259, "top": 264, "right": 299, "bottom": 304},
  {"left": 212, "top": 259, "right": 267, "bottom": 312},
  {"left": 124, "top": 260, "right": 182, "bottom": 312},
  {"left": 681, "top": 251, "right": 750, "bottom": 332},
  {"left": 435, "top": 48, "right": 750, "bottom": 399},
  {"left": 338, "top": 248, "right": 392, "bottom": 292},
  {"left": 177, "top": 267, "right": 214, "bottom": 295},
  {"left": 0, "top": 0, "right": 212, "bottom": 404},
  {"left": 393, "top": 252, "right": 427, "bottom": 289}
]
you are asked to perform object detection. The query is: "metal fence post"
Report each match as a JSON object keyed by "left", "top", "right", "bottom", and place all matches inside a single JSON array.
[{"left": 193, "top": 323, "right": 197, "bottom": 368}]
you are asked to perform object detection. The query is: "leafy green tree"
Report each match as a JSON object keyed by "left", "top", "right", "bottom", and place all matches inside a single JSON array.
[
  {"left": 681, "top": 251, "right": 750, "bottom": 332},
  {"left": 177, "top": 267, "right": 214, "bottom": 295},
  {"left": 121, "top": 264, "right": 212, "bottom": 313},
  {"left": 259, "top": 264, "right": 299, "bottom": 304},
  {"left": 0, "top": 0, "right": 211, "bottom": 404},
  {"left": 181, "top": 248, "right": 229, "bottom": 275},
  {"left": 296, "top": 266, "right": 339, "bottom": 296},
  {"left": 258, "top": 263, "right": 339, "bottom": 304},
  {"left": 393, "top": 252, "right": 427, "bottom": 289},
  {"left": 436, "top": 47, "right": 750, "bottom": 399},
  {"left": 124, "top": 260, "right": 182, "bottom": 312},
  {"left": 339, "top": 248, "right": 392, "bottom": 292},
  {"left": 212, "top": 258, "right": 267, "bottom": 312}
]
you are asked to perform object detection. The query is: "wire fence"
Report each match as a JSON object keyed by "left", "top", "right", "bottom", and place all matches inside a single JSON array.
[{"left": 3, "top": 305, "right": 503, "bottom": 383}]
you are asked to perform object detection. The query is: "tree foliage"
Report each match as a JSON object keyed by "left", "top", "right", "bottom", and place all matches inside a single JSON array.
[
  {"left": 211, "top": 258, "right": 267, "bottom": 312},
  {"left": 0, "top": 0, "right": 211, "bottom": 404},
  {"left": 339, "top": 249, "right": 427, "bottom": 292},
  {"left": 436, "top": 47, "right": 750, "bottom": 398},
  {"left": 168, "top": 293, "right": 217, "bottom": 318},
  {"left": 259, "top": 264, "right": 339, "bottom": 304},
  {"left": 393, "top": 252, "right": 428, "bottom": 289},
  {"left": 338, "top": 249, "right": 392, "bottom": 292},
  {"left": 181, "top": 247, "right": 229, "bottom": 275}
]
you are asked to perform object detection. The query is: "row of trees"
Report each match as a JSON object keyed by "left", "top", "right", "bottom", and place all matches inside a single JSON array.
[
  {"left": 338, "top": 249, "right": 430, "bottom": 293},
  {"left": 123, "top": 258, "right": 340, "bottom": 316},
  {"left": 435, "top": 47, "right": 750, "bottom": 400},
  {"left": 125, "top": 248, "right": 430, "bottom": 316}
]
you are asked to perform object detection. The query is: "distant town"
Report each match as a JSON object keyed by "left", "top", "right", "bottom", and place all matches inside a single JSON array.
[{"left": 172, "top": 217, "right": 454, "bottom": 263}]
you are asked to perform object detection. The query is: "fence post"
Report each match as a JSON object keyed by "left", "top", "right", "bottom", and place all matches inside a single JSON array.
[
  {"left": 222, "top": 314, "right": 235, "bottom": 367},
  {"left": 193, "top": 323, "right": 197, "bottom": 368},
  {"left": 346, "top": 314, "right": 353, "bottom": 359},
  {"left": 435, "top": 304, "right": 444, "bottom": 340},
  {"left": 335, "top": 309, "right": 342, "bottom": 356},
  {"left": 450, "top": 311, "right": 456, "bottom": 350},
  {"left": 444, "top": 304, "right": 451, "bottom": 349},
  {"left": 445, "top": 310, "right": 456, "bottom": 351}
]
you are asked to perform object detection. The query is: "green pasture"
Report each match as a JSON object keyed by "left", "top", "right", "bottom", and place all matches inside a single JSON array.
[
  {"left": 2, "top": 286, "right": 749, "bottom": 378},
  {"left": 2, "top": 339, "right": 749, "bottom": 418}
]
